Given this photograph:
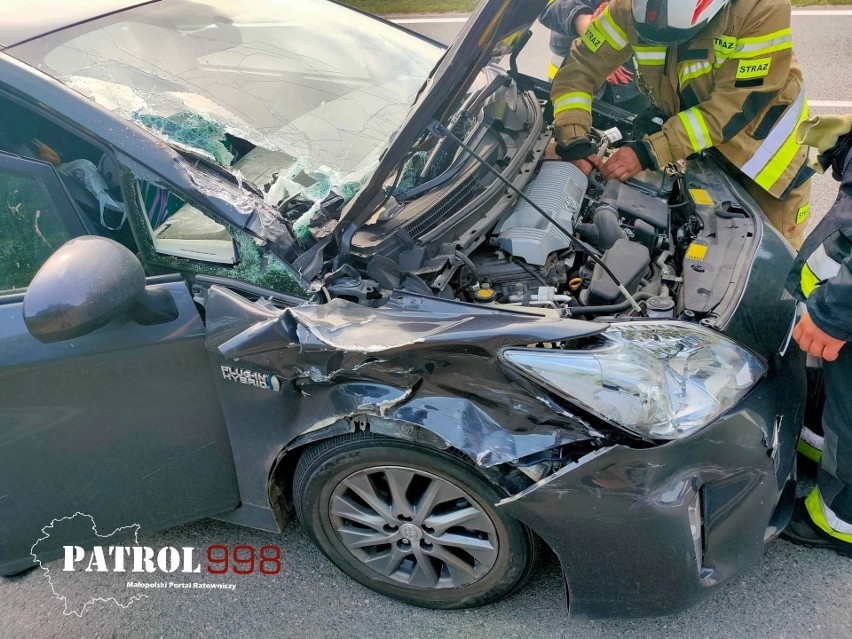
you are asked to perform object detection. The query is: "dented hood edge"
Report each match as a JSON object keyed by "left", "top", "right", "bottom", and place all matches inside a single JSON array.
[{"left": 205, "top": 286, "right": 605, "bottom": 360}]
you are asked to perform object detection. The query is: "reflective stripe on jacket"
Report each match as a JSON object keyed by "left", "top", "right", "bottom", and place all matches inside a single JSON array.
[
  {"left": 549, "top": 53, "right": 564, "bottom": 80},
  {"left": 551, "top": 0, "right": 811, "bottom": 200},
  {"left": 787, "top": 150, "right": 852, "bottom": 342}
]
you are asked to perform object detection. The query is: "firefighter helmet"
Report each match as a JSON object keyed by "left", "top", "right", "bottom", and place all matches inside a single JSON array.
[{"left": 633, "top": 0, "right": 730, "bottom": 44}]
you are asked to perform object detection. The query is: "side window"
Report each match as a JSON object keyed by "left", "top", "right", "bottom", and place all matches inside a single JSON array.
[
  {"left": 0, "top": 93, "right": 135, "bottom": 253},
  {"left": 0, "top": 159, "right": 79, "bottom": 291},
  {"left": 137, "top": 179, "right": 237, "bottom": 265}
]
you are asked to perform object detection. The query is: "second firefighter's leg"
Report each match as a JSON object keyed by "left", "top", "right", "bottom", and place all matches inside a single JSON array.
[
  {"left": 808, "top": 345, "right": 852, "bottom": 544},
  {"left": 742, "top": 178, "right": 812, "bottom": 251},
  {"left": 799, "top": 354, "right": 825, "bottom": 463},
  {"left": 784, "top": 346, "right": 852, "bottom": 556}
]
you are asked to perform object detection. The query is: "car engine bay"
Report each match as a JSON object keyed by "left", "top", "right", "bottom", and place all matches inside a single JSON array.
[
  {"left": 62, "top": 53, "right": 755, "bottom": 327},
  {"left": 462, "top": 156, "right": 682, "bottom": 318},
  {"left": 463, "top": 137, "right": 757, "bottom": 326},
  {"left": 313, "top": 131, "right": 755, "bottom": 327}
]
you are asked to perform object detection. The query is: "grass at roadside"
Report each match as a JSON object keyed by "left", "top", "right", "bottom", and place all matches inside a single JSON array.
[{"left": 342, "top": 0, "right": 850, "bottom": 16}]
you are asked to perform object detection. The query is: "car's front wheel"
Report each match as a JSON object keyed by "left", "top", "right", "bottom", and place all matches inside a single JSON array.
[{"left": 293, "top": 433, "right": 537, "bottom": 609}]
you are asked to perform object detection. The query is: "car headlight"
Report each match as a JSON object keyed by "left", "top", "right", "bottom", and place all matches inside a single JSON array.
[{"left": 500, "top": 321, "right": 766, "bottom": 440}]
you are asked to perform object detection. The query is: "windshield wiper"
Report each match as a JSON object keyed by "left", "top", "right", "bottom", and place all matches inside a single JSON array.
[
  {"left": 417, "top": 73, "right": 508, "bottom": 181},
  {"left": 397, "top": 124, "right": 489, "bottom": 201},
  {"left": 396, "top": 72, "right": 511, "bottom": 202}
]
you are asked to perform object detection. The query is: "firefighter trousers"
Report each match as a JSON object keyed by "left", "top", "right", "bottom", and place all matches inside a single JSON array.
[{"left": 817, "top": 346, "right": 852, "bottom": 528}]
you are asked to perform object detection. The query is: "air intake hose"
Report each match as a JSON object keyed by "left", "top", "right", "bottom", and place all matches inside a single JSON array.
[{"left": 576, "top": 204, "right": 626, "bottom": 251}]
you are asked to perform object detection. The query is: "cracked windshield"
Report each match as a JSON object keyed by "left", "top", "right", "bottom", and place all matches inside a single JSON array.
[{"left": 12, "top": 0, "right": 442, "bottom": 241}]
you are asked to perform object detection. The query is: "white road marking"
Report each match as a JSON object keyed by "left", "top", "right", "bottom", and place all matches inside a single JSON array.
[
  {"left": 393, "top": 10, "right": 852, "bottom": 25},
  {"left": 792, "top": 10, "right": 852, "bottom": 16},
  {"left": 392, "top": 17, "right": 469, "bottom": 24},
  {"left": 811, "top": 101, "right": 852, "bottom": 108}
]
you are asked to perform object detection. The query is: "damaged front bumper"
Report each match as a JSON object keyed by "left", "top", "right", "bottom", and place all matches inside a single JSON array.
[
  {"left": 498, "top": 344, "right": 804, "bottom": 618},
  {"left": 205, "top": 284, "right": 802, "bottom": 617}
]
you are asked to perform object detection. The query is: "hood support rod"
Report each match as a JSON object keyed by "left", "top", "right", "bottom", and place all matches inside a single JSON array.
[{"left": 427, "top": 120, "right": 642, "bottom": 313}]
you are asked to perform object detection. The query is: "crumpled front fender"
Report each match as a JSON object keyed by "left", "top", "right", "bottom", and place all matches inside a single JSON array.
[{"left": 204, "top": 285, "right": 607, "bottom": 472}]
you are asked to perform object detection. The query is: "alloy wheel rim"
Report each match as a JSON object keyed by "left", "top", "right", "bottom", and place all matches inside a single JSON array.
[{"left": 329, "top": 465, "right": 499, "bottom": 589}]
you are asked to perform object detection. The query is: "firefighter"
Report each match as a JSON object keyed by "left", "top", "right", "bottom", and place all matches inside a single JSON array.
[
  {"left": 540, "top": 0, "right": 648, "bottom": 114},
  {"left": 540, "top": 0, "right": 603, "bottom": 80},
  {"left": 781, "top": 115, "right": 852, "bottom": 557},
  {"left": 550, "top": 0, "right": 813, "bottom": 249}
]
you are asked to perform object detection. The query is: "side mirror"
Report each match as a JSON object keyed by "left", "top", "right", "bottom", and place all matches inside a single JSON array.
[{"left": 23, "top": 236, "right": 146, "bottom": 343}]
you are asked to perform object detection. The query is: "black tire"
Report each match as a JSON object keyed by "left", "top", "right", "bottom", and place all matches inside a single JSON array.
[{"left": 293, "top": 433, "right": 537, "bottom": 609}]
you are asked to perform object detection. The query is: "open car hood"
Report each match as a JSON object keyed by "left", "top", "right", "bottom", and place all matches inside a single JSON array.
[{"left": 335, "top": 0, "right": 548, "bottom": 249}]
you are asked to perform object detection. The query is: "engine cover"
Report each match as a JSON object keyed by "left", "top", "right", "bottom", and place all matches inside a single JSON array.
[{"left": 495, "top": 161, "right": 587, "bottom": 266}]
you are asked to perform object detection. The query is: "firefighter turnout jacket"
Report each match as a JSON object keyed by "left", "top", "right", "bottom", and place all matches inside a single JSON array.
[
  {"left": 787, "top": 118, "right": 852, "bottom": 343},
  {"left": 551, "top": 0, "right": 812, "bottom": 224}
]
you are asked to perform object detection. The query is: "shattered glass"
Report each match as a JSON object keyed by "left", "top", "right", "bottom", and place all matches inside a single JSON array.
[
  {"left": 133, "top": 112, "right": 234, "bottom": 166},
  {"left": 392, "top": 152, "right": 428, "bottom": 195},
  {"left": 11, "top": 0, "right": 442, "bottom": 229},
  {"left": 144, "top": 219, "right": 308, "bottom": 298},
  {"left": 121, "top": 168, "right": 309, "bottom": 298},
  {"left": 269, "top": 159, "right": 378, "bottom": 243}
]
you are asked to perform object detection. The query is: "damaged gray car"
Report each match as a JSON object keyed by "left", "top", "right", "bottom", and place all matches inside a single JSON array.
[{"left": 0, "top": 0, "right": 805, "bottom": 618}]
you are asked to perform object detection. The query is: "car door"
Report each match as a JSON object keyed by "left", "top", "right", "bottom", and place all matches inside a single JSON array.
[{"left": 0, "top": 152, "right": 240, "bottom": 574}]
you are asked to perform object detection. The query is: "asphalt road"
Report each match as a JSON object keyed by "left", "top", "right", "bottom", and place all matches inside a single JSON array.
[{"left": 2, "top": 10, "right": 852, "bottom": 639}]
